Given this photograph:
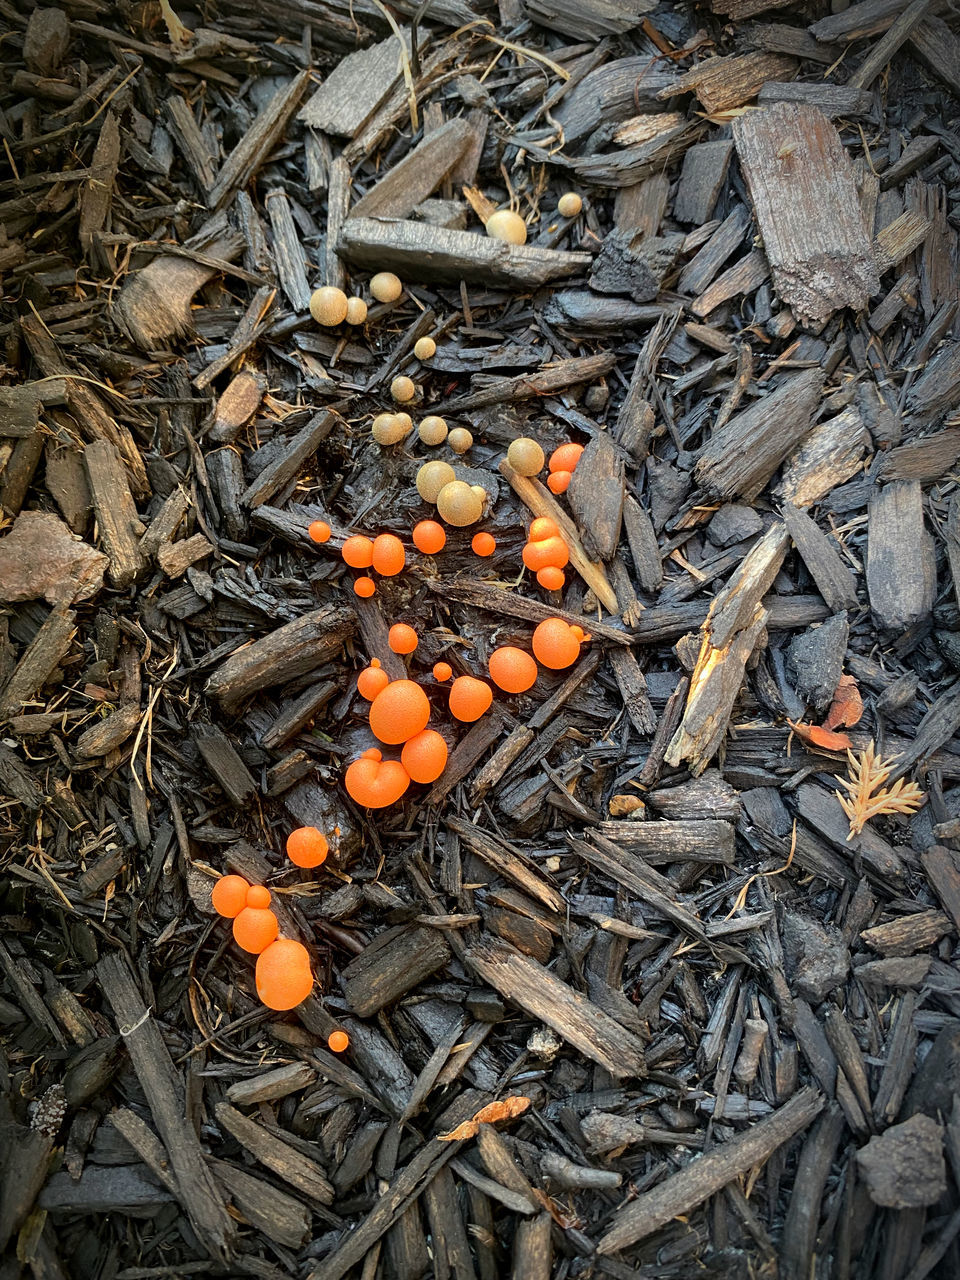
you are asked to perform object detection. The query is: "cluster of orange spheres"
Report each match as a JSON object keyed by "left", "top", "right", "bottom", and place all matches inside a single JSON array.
[
  {"left": 547, "top": 442, "right": 584, "bottom": 495},
  {"left": 522, "top": 517, "right": 570, "bottom": 591},
  {"left": 211, "top": 874, "right": 313, "bottom": 1011}
]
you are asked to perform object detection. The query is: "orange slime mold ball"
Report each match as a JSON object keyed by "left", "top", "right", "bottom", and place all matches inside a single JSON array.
[
  {"left": 488, "top": 646, "right": 538, "bottom": 694},
  {"left": 256, "top": 939, "right": 314, "bottom": 1011},
  {"left": 532, "top": 618, "right": 585, "bottom": 670},
  {"left": 369, "top": 679, "right": 430, "bottom": 744},
  {"left": 401, "top": 729, "right": 448, "bottom": 783},
  {"left": 449, "top": 675, "right": 493, "bottom": 722},
  {"left": 345, "top": 751, "right": 411, "bottom": 807},
  {"left": 537, "top": 566, "right": 566, "bottom": 590},
  {"left": 529, "top": 517, "right": 559, "bottom": 541},
  {"left": 328, "top": 1030, "right": 350, "bottom": 1053},
  {"left": 547, "top": 470, "right": 572, "bottom": 494},
  {"left": 308, "top": 520, "right": 331, "bottom": 543},
  {"left": 246, "top": 885, "right": 271, "bottom": 909},
  {"left": 412, "top": 520, "right": 446, "bottom": 554},
  {"left": 286, "top": 826, "right": 329, "bottom": 868},
  {"left": 471, "top": 532, "right": 496, "bottom": 557},
  {"left": 522, "top": 535, "right": 569, "bottom": 572},
  {"left": 342, "top": 535, "right": 374, "bottom": 568},
  {"left": 389, "top": 623, "right": 418, "bottom": 654},
  {"left": 211, "top": 874, "right": 249, "bottom": 918},
  {"left": 354, "top": 576, "right": 376, "bottom": 597},
  {"left": 433, "top": 662, "right": 452, "bottom": 682},
  {"left": 549, "top": 443, "right": 584, "bottom": 473},
  {"left": 233, "top": 906, "right": 279, "bottom": 954},
  {"left": 372, "top": 533, "right": 405, "bottom": 576},
  {"left": 357, "top": 658, "right": 390, "bottom": 701}
]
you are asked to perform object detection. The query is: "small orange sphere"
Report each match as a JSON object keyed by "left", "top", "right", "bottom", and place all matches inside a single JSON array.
[
  {"left": 246, "top": 885, "right": 271, "bottom": 909},
  {"left": 286, "top": 826, "right": 329, "bottom": 868},
  {"left": 401, "top": 729, "right": 448, "bottom": 783},
  {"left": 547, "top": 470, "right": 572, "bottom": 495},
  {"left": 328, "top": 1030, "right": 350, "bottom": 1053},
  {"left": 412, "top": 520, "right": 446, "bottom": 554},
  {"left": 308, "top": 520, "right": 331, "bottom": 543},
  {"left": 532, "top": 617, "right": 583, "bottom": 670},
  {"left": 354, "top": 576, "right": 376, "bottom": 597},
  {"left": 522, "top": 535, "right": 570, "bottom": 572},
  {"left": 372, "top": 533, "right": 405, "bottom": 577},
  {"left": 529, "top": 517, "right": 559, "bottom": 542},
  {"left": 537, "top": 566, "right": 566, "bottom": 591},
  {"left": 233, "top": 906, "right": 279, "bottom": 954},
  {"left": 449, "top": 675, "right": 493, "bottom": 723},
  {"left": 389, "top": 623, "right": 419, "bottom": 655},
  {"left": 357, "top": 658, "right": 390, "bottom": 701},
  {"left": 369, "top": 679, "right": 430, "bottom": 744},
  {"left": 345, "top": 751, "right": 411, "bottom": 807},
  {"left": 488, "top": 647, "right": 538, "bottom": 694},
  {"left": 256, "top": 939, "right": 313, "bottom": 1011},
  {"left": 550, "top": 443, "right": 584, "bottom": 473},
  {"left": 212, "top": 874, "right": 250, "bottom": 918},
  {"left": 433, "top": 662, "right": 452, "bottom": 682},
  {"left": 472, "top": 532, "right": 496, "bottom": 557},
  {"left": 342, "top": 535, "right": 374, "bottom": 568}
]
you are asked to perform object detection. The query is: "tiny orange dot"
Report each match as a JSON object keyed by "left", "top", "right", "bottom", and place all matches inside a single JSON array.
[
  {"left": 471, "top": 532, "right": 496, "bottom": 557},
  {"left": 309, "top": 520, "right": 331, "bottom": 543},
  {"left": 354, "top": 577, "right": 376, "bottom": 597},
  {"left": 433, "top": 662, "right": 452, "bottom": 682},
  {"left": 328, "top": 1030, "right": 350, "bottom": 1053}
]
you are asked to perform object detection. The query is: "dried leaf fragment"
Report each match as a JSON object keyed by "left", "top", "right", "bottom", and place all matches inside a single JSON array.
[
  {"left": 823, "top": 674, "right": 863, "bottom": 731},
  {"left": 438, "top": 1095, "right": 531, "bottom": 1142},
  {"left": 836, "top": 741, "right": 925, "bottom": 839},
  {"left": 789, "top": 721, "right": 853, "bottom": 752}
]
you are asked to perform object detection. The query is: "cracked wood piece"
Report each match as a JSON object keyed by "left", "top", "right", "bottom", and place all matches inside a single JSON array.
[
  {"left": 657, "top": 51, "right": 797, "bottom": 113},
  {"left": 156, "top": 533, "right": 212, "bottom": 578},
  {"left": 84, "top": 440, "right": 145, "bottom": 588},
  {"left": 498, "top": 459, "right": 620, "bottom": 614},
  {"left": 695, "top": 368, "right": 824, "bottom": 501},
  {"left": 214, "top": 1103, "right": 333, "bottom": 1205},
  {"left": 567, "top": 432, "right": 624, "bottom": 562},
  {"left": 778, "top": 407, "right": 870, "bottom": 507},
  {"left": 338, "top": 218, "right": 592, "bottom": 289},
  {"left": 465, "top": 934, "right": 646, "bottom": 1078},
  {"left": 210, "top": 1159, "right": 311, "bottom": 1249},
  {"left": 298, "top": 33, "right": 409, "bottom": 136},
  {"left": 598, "top": 819, "right": 736, "bottom": 865},
  {"left": 241, "top": 411, "right": 337, "bottom": 509},
  {"left": 880, "top": 427, "right": 960, "bottom": 483},
  {"left": 733, "top": 103, "right": 880, "bottom": 326},
  {"left": 79, "top": 111, "right": 120, "bottom": 255},
  {"left": 848, "top": 0, "right": 935, "bottom": 88},
  {"left": 0, "top": 605, "right": 76, "bottom": 719},
  {"left": 206, "top": 605, "right": 356, "bottom": 711},
  {"left": 446, "top": 816, "right": 564, "bottom": 914},
  {"left": 349, "top": 119, "right": 473, "bottom": 221},
  {"left": 97, "top": 953, "right": 235, "bottom": 1264},
  {"left": 343, "top": 927, "right": 451, "bottom": 1018},
  {"left": 324, "top": 155, "right": 351, "bottom": 291},
  {"left": 208, "top": 72, "right": 309, "bottom": 210},
  {"left": 608, "top": 647, "right": 655, "bottom": 734},
  {"left": 598, "top": 1087, "right": 823, "bottom": 1254},
  {"left": 866, "top": 481, "right": 935, "bottom": 631},
  {"left": 265, "top": 189, "right": 312, "bottom": 313},
  {"left": 674, "top": 140, "right": 734, "bottom": 224},
  {"left": 446, "top": 354, "right": 616, "bottom": 413},
  {"left": 809, "top": 0, "right": 913, "bottom": 42},
  {"left": 758, "top": 80, "right": 875, "bottom": 117},
  {"left": 782, "top": 502, "right": 858, "bottom": 611},
  {"left": 873, "top": 210, "right": 931, "bottom": 270}
]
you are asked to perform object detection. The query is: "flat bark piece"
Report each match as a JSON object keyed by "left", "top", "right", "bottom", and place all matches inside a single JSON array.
[
  {"left": 589, "top": 230, "right": 684, "bottom": 302},
  {"left": 0, "top": 510, "right": 106, "bottom": 605},
  {"left": 608, "top": 647, "right": 655, "bottom": 734},
  {"left": 782, "top": 503, "right": 859, "bottom": 611},
  {"left": 97, "top": 953, "right": 236, "bottom": 1264},
  {"left": 572, "top": 833, "right": 710, "bottom": 942},
  {"left": 694, "top": 367, "right": 825, "bottom": 501},
  {"left": 194, "top": 724, "right": 257, "bottom": 805},
  {"left": 889, "top": 680, "right": 960, "bottom": 782},
  {"left": 780, "top": 1104, "right": 846, "bottom": 1280},
  {"left": 598, "top": 1087, "right": 823, "bottom": 1254},
  {"left": 866, "top": 481, "right": 935, "bottom": 631},
  {"left": 0, "top": 384, "right": 43, "bottom": 438},
  {"left": 786, "top": 613, "right": 850, "bottom": 713},
  {"left": 208, "top": 71, "right": 309, "bottom": 211},
  {"left": 264, "top": 189, "right": 312, "bottom": 313},
  {"left": 325, "top": 156, "right": 351, "bottom": 291},
  {"left": 349, "top": 119, "right": 473, "bottom": 221},
  {"left": 23, "top": 7, "right": 70, "bottom": 75},
  {"left": 598, "top": 819, "right": 735, "bottom": 865},
  {"left": 446, "top": 353, "right": 615, "bottom": 413},
  {"left": 241, "top": 411, "right": 337, "bottom": 509},
  {"left": 75, "top": 703, "right": 141, "bottom": 759},
  {"left": 809, "top": 0, "right": 913, "bottom": 42},
  {"left": 623, "top": 496, "right": 662, "bottom": 591},
  {"left": 210, "top": 1160, "right": 311, "bottom": 1249},
  {"left": 84, "top": 439, "right": 145, "bottom": 588},
  {"left": 778, "top": 407, "right": 870, "bottom": 507},
  {"left": 758, "top": 80, "right": 874, "bottom": 117},
  {"left": 908, "top": 15, "right": 960, "bottom": 95},
  {"left": 733, "top": 103, "right": 880, "bottom": 326},
  {"left": 861, "top": 910, "right": 953, "bottom": 957},
  {"left": 156, "top": 533, "right": 212, "bottom": 578},
  {"left": 658, "top": 51, "right": 797, "bottom": 113},
  {"left": 689, "top": 248, "right": 770, "bottom": 318},
  {"left": 79, "top": 110, "right": 120, "bottom": 254},
  {"left": 44, "top": 440, "right": 91, "bottom": 533},
  {"left": 208, "top": 369, "right": 267, "bottom": 445},
  {"left": 0, "top": 604, "right": 76, "bottom": 720},
  {"left": 674, "top": 140, "right": 734, "bottom": 224},
  {"left": 298, "top": 33, "right": 408, "bottom": 136},
  {"left": 921, "top": 846, "right": 960, "bottom": 934},
  {"left": 205, "top": 605, "right": 356, "bottom": 712},
  {"left": 448, "top": 816, "right": 564, "bottom": 914},
  {"left": 857, "top": 1114, "right": 946, "bottom": 1208},
  {"left": 214, "top": 1103, "right": 333, "bottom": 1205},
  {"left": 880, "top": 427, "right": 960, "bottom": 483},
  {"left": 338, "top": 217, "right": 591, "bottom": 289},
  {"left": 343, "top": 926, "right": 451, "bottom": 1018},
  {"left": 465, "top": 934, "right": 646, "bottom": 1079},
  {"left": 567, "top": 432, "right": 624, "bottom": 561},
  {"left": 524, "top": 0, "right": 655, "bottom": 39},
  {"left": 906, "top": 341, "right": 960, "bottom": 428},
  {"left": 848, "top": 0, "right": 935, "bottom": 89}
]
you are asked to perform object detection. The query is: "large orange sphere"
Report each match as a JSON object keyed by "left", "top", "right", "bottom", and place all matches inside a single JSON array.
[
  {"left": 529, "top": 517, "right": 559, "bottom": 541},
  {"left": 412, "top": 520, "right": 446, "bottom": 554},
  {"left": 286, "top": 826, "right": 328, "bottom": 868},
  {"left": 372, "top": 534, "right": 405, "bottom": 576},
  {"left": 345, "top": 752, "right": 411, "bottom": 807},
  {"left": 401, "top": 729, "right": 448, "bottom": 783},
  {"left": 537, "top": 566, "right": 565, "bottom": 591},
  {"left": 233, "top": 906, "right": 279, "bottom": 954},
  {"left": 549, "top": 443, "right": 584, "bottom": 473},
  {"left": 388, "top": 623, "right": 419, "bottom": 655},
  {"left": 212, "top": 874, "right": 249, "bottom": 918},
  {"left": 532, "top": 618, "right": 582, "bottom": 670},
  {"left": 256, "top": 939, "right": 314, "bottom": 1010},
  {"left": 522, "top": 535, "right": 569, "bottom": 572},
  {"left": 449, "top": 675, "right": 493, "bottom": 722},
  {"left": 488, "top": 647, "right": 538, "bottom": 694},
  {"left": 369, "top": 680, "right": 430, "bottom": 744},
  {"left": 308, "top": 520, "right": 331, "bottom": 543}
]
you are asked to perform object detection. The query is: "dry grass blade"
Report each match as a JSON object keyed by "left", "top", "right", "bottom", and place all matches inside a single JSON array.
[{"left": 836, "top": 741, "right": 925, "bottom": 839}]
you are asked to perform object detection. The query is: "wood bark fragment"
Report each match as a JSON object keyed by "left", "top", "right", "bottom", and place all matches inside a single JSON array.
[
  {"left": 658, "top": 51, "right": 797, "bottom": 113},
  {"left": 84, "top": 440, "right": 145, "bottom": 588},
  {"left": 866, "top": 481, "right": 936, "bottom": 631}
]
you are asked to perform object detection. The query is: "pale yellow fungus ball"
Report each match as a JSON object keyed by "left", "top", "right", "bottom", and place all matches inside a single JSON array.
[
  {"left": 393, "top": 411, "right": 413, "bottom": 436},
  {"left": 414, "top": 336, "right": 437, "bottom": 360},
  {"left": 372, "top": 413, "right": 409, "bottom": 446},
  {"left": 370, "top": 272, "right": 403, "bottom": 303},
  {"left": 507, "top": 437, "right": 545, "bottom": 476},
  {"left": 416, "top": 460, "right": 456, "bottom": 503},
  {"left": 309, "top": 286, "right": 348, "bottom": 326},
  {"left": 448, "top": 427, "right": 473, "bottom": 455},
  {"left": 557, "top": 192, "right": 583, "bottom": 218},
  {"left": 486, "top": 209, "right": 527, "bottom": 245},
  {"left": 391, "top": 376, "right": 416, "bottom": 403},
  {"left": 437, "top": 480, "right": 484, "bottom": 526},
  {"left": 418, "top": 415, "right": 448, "bottom": 446},
  {"left": 345, "top": 296, "right": 368, "bottom": 325}
]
